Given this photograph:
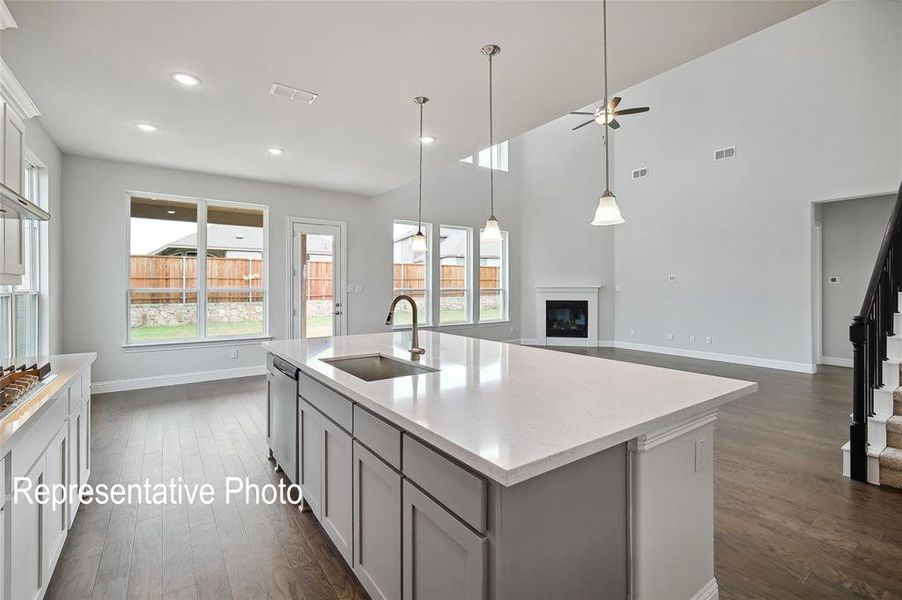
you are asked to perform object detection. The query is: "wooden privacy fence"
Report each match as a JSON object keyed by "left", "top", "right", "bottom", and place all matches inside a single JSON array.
[
  {"left": 131, "top": 256, "right": 501, "bottom": 303},
  {"left": 130, "top": 255, "right": 263, "bottom": 303}
]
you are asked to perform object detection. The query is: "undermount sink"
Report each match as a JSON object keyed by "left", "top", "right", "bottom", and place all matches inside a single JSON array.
[{"left": 321, "top": 354, "right": 439, "bottom": 381}]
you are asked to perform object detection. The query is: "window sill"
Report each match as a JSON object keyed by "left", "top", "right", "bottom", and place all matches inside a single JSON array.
[
  {"left": 123, "top": 335, "right": 272, "bottom": 352},
  {"left": 476, "top": 319, "right": 511, "bottom": 326},
  {"left": 436, "top": 322, "right": 475, "bottom": 328}
]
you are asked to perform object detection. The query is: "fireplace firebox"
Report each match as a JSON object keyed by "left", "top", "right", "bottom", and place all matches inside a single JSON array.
[{"left": 545, "top": 300, "right": 589, "bottom": 338}]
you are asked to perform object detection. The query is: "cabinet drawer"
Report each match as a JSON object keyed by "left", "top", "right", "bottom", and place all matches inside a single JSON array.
[
  {"left": 11, "top": 389, "right": 69, "bottom": 477},
  {"left": 299, "top": 372, "right": 352, "bottom": 432},
  {"left": 402, "top": 435, "right": 487, "bottom": 533},
  {"left": 353, "top": 405, "right": 401, "bottom": 470}
]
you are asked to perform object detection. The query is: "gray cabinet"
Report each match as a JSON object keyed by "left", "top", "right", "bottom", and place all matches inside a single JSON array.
[
  {"left": 403, "top": 480, "right": 487, "bottom": 600},
  {"left": 299, "top": 399, "right": 323, "bottom": 517},
  {"left": 320, "top": 417, "right": 353, "bottom": 565},
  {"left": 353, "top": 441, "right": 401, "bottom": 600}
]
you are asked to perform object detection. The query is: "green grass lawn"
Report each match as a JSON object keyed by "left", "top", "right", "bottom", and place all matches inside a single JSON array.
[
  {"left": 131, "top": 307, "right": 504, "bottom": 342},
  {"left": 130, "top": 320, "right": 264, "bottom": 341}
]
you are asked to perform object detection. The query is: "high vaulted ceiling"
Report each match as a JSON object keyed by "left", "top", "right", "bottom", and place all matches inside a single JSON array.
[{"left": 2, "top": 1, "right": 819, "bottom": 196}]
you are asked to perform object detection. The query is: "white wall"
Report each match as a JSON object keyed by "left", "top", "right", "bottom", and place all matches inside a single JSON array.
[
  {"left": 517, "top": 113, "right": 616, "bottom": 343},
  {"left": 23, "top": 118, "right": 63, "bottom": 353},
  {"left": 367, "top": 150, "right": 521, "bottom": 343},
  {"left": 612, "top": 0, "right": 900, "bottom": 369},
  {"left": 819, "top": 195, "right": 894, "bottom": 362},
  {"left": 516, "top": 0, "right": 901, "bottom": 370},
  {"left": 61, "top": 155, "right": 375, "bottom": 384}
]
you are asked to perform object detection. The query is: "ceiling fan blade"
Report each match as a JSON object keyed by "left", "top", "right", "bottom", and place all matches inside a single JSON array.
[
  {"left": 609, "top": 119, "right": 621, "bottom": 130},
  {"left": 571, "top": 119, "right": 595, "bottom": 131},
  {"left": 612, "top": 107, "right": 650, "bottom": 116},
  {"left": 569, "top": 112, "right": 594, "bottom": 116},
  {"left": 607, "top": 96, "right": 622, "bottom": 111}
]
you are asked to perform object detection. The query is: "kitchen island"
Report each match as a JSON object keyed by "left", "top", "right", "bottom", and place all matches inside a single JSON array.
[{"left": 264, "top": 332, "right": 755, "bottom": 600}]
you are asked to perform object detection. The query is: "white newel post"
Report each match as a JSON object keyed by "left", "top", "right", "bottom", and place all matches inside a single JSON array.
[{"left": 629, "top": 410, "right": 720, "bottom": 600}]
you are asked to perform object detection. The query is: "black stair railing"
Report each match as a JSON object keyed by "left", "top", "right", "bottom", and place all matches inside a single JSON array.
[{"left": 850, "top": 181, "right": 902, "bottom": 482}]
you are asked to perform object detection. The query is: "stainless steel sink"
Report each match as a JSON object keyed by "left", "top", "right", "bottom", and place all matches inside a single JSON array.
[{"left": 321, "top": 354, "right": 439, "bottom": 381}]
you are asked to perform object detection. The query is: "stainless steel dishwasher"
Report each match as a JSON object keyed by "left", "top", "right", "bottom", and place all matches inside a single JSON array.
[{"left": 267, "top": 354, "right": 299, "bottom": 483}]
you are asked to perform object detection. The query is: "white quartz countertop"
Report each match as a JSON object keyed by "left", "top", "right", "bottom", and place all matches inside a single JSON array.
[
  {"left": 263, "top": 333, "right": 756, "bottom": 486},
  {"left": 0, "top": 352, "right": 97, "bottom": 452}
]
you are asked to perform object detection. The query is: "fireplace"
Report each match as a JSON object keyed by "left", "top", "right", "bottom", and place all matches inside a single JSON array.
[{"left": 545, "top": 300, "right": 589, "bottom": 338}]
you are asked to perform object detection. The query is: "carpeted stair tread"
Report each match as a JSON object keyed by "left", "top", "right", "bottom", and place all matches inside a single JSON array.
[
  {"left": 894, "top": 387, "right": 902, "bottom": 415},
  {"left": 889, "top": 416, "right": 902, "bottom": 449},
  {"left": 880, "top": 446, "right": 902, "bottom": 470}
]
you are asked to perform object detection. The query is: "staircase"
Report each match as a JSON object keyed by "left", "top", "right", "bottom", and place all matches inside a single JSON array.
[{"left": 844, "top": 181, "right": 902, "bottom": 486}]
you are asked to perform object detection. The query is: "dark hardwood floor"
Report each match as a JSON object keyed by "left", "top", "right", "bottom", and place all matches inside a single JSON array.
[{"left": 46, "top": 347, "right": 902, "bottom": 600}]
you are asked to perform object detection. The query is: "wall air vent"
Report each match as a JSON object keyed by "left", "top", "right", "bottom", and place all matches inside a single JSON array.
[
  {"left": 714, "top": 146, "right": 736, "bottom": 161},
  {"left": 632, "top": 166, "right": 649, "bottom": 180},
  {"left": 269, "top": 83, "right": 318, "bottom": 104}
]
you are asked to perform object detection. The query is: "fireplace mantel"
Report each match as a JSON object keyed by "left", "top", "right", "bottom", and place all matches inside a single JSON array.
[{"left": 535, "top": 285, "right": 602, "bottom": 347}]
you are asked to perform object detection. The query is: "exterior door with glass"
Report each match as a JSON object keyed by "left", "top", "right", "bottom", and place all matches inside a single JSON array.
[{"left": 291, "top": 220, "right": 346, "bottom": 338}]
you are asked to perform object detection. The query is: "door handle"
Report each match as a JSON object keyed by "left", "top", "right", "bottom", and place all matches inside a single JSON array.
[{"left": 333, "top": 310, "right": 342, "bottom": 316}]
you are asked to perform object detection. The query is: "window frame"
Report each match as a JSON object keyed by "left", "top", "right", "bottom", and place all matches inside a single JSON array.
[
  {"left": 391, "top": 219, "right": 433, "bottom": 328},
  {"left": 124, "top": 191, "right": 270, "bottom": 348},
  {"left": 438, "top": 225, "right": 473, "bottom": 326},
  {"left": 459, "top": 140, "right": 509, "bottom": 172},
  {"left": 0, "top": 158, "right": 43, "bottom": 357},
  {"left": 477, "top": 229, "right": 509, "bottom": 324}
]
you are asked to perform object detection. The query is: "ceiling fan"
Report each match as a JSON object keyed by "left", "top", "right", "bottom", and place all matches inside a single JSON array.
[{"left": 570, "top": 97, "right": 649, "bottom": 131}]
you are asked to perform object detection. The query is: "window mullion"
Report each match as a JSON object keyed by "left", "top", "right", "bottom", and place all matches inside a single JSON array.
[{"left": 197, "top": 200, "right": 208, "bottom": 339}]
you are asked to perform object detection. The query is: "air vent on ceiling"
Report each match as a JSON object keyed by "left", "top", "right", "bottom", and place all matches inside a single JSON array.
[
  {"left": 714, "top": 146, "right": 736, "bottom": 161},
  {"left": 632, "top": 166, "right": 649, "bottom": 180},
  {"left": 269, "top": 82, "right": 318, "bottom": 104}
]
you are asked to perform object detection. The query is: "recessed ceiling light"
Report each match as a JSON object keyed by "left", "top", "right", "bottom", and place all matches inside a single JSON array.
[
  {"left": 266, "top": 147, "right": 285, "bottom": 156},
  {"left": 419, "top": 136, "right": 436, "bottom": 144},
  {"left": 167, "top": 210, "right": 176, "bottom": 214},
  {"left": 136, "top": 123, "right": 158, "bottom": 132},
  {"left": 171, "top": 72, "right": 201, "bottom": 87}
]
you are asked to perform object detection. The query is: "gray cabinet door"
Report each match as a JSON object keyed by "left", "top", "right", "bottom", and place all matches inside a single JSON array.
[
  {"left": 353, "top": 441, "right": 401, "bottom": 600},
  {"left": 299, "top": 399, "right": 322, "bottom": 518},
  {"left": 321, "top": 417, "right": 353, "bottom": 565},
  {"left": 403, "top": 480, "right": 487, "bottom": 600}
]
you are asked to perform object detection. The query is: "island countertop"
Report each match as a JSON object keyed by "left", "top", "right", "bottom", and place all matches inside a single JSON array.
[{"left": 263, "top": 332, "right": 756, "bottom": 486}]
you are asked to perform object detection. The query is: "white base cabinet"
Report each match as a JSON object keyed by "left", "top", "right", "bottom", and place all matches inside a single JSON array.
[{"left": 5, "top": 357, "right": 95, "bottom": 600}]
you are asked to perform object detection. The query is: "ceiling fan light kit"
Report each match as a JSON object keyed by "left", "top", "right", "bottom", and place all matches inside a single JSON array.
[{"left": 411, "top": 96, "right": 429, "bottom": 254}]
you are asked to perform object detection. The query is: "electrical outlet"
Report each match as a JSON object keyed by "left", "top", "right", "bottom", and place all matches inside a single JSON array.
[
  {"left": 667, "top": 274, "right": 676, "bottom": 282},
  {"left": 356, "top": 284, "right": 364, "bottom": 293},
  {"left": 705, "top": 336, "right": 713, "bottom": 344},
  {"left": 630, "top": 329, "right": 636, "bottom": 337},
  {"left": 689, "top": 335, "right": 696, "bottom": 343},
  {"left": 667, "top": 332, "right": 674, "bottom": 341},
  {"left": 695, "top": 439, "right": 706, "bottom": 472},
  {"left": 230, "top": 348, "right": 238, "bottom": 359},
  {"left": 615, "top": 284, "right": 621, "bottom": 292}
]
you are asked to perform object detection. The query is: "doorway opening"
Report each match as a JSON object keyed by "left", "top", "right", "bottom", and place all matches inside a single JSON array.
[{"left": 289, "top": 218, "right": 347, "bottom": 339}]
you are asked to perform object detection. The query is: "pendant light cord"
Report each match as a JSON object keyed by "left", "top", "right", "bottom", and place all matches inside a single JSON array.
[
  {"left": 488, "top": 50, "right": 495, "bottom": 218},
  {"left": 417, "top": 100, "right": 424, "bottom": 231},
  {"left": 603, "top": 0, "right": 610, "bottom": 193}
]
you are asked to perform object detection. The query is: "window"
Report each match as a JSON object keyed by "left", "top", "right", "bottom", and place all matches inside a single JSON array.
[
  {"left": 127, "top": 195, "right": 267, "bottom": 344},
  {"left": 439, "top": 226, "right": 472, "bottom": 325},
  {"left": 392, "top": 220, "right": 431, "bottom": 326},
  {"left": 0, "top": 163, "right": 42, "bottom": 357},
  {"left": 479, "top": 229, "right": 508, "bottom": 322},
  {"left": 459, "top": 140, "right": 509, "bottom": 172}
]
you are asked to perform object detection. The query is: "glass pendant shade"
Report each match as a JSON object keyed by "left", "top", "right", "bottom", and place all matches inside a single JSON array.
[
  {"left": 591, "top": 191, "right": 625, "bottom": 226},
  {"left": 482, "top": 216, "right": 503, "bottom": 242},
  {"left": 411, "top": 229, "right": 428, "bottom": 253}
]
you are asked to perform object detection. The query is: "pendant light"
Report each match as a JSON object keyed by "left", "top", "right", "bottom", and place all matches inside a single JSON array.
[
  {"left": 481, "top": 44, "right": 503, "bottom": 242},
  {"left": 591, "top": 0, "right": 625, "bottom": 226},
  {"left": 410, "top": 96, "right": 429, "bottom": 253}
]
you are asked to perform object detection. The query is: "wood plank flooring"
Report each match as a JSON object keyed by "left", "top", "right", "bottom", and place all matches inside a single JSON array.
[{"left": 45, "top": 347, "right": 902, "bottom": 600}]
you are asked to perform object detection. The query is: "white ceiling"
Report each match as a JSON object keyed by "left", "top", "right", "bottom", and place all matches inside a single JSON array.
[{"left": 2, "top": 1, "right": 819, "bottom": 197}]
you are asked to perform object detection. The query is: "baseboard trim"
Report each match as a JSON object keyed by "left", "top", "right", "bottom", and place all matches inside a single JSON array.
[
  {"left": 820, "top": 356, "right": 853, "bottom": 368},
  {"left": 690, "top": 578, "right": 719, "bottom": 600},
  {"left": 613, "top": 341, "right": 816, "bottom": 374},
  {"left": 93, "top": 365, "right": 266, "bottom": 394}
]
